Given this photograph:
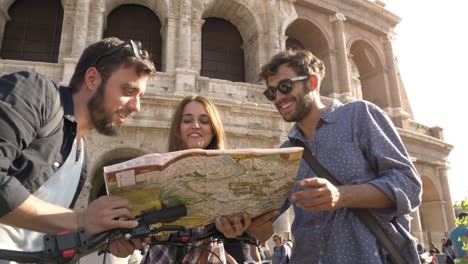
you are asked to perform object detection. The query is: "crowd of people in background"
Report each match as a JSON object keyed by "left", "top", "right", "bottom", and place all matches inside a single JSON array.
[{"left": 417, "top": 212, "right": 468, "bottom": 264}]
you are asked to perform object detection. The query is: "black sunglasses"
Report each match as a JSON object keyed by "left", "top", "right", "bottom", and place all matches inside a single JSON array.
[
  {"left": 92, "top": 39, "right": 145, "bottom": 66},
  {"left": 263, "top": 75, "right": 309, "bottom": 101}
]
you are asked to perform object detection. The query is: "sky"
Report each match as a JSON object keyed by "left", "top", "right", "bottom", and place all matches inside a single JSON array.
[{"left": 383, "top": 1, "right": 468, "bottom": 203}]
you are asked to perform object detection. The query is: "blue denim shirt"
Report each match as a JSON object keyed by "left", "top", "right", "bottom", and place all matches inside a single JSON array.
[{"left": 280, "top": 100, "right": 421, "bottom": 264}]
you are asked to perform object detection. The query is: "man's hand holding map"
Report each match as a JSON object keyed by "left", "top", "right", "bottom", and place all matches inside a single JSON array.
[{"left": 103, "top": 147, "right": 303, "bottom": 228}]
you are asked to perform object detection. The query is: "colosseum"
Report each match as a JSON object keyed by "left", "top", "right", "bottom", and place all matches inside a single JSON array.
[{"left": 0, "top": 0, "right": 455, "bottom": 248}]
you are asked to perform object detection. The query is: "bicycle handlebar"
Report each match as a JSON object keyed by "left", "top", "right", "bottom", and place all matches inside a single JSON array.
[
  {"left": 0, "top": 205, "right": 188, "bottom": 264},
  {"left": 0, "top": 205, "right": 258, "bottom": 263}
]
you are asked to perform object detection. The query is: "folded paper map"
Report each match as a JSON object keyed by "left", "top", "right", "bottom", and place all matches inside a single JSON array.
[{"left": 103, "top": 147, "right": 303, "bottom": 228}]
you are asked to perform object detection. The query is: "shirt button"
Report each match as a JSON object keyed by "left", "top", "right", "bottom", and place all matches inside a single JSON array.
[{"left": 53, "top": 162, "right": 60, "bottom": 168}]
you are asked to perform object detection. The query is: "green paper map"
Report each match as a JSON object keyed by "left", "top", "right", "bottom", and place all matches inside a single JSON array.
[{"left": 103, "top": 147, "right": 303, "bottom": 228}]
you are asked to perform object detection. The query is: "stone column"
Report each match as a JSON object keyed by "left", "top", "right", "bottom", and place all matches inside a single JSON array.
[
  {"left": 383, "top": 35, "right": 407, "bottom": 127},
  {"left": 177, "top": 0, "right": 191, "bottom": 69},
  {"left": 57, "top": 0, "right": 75, "bottom": 62},
  {"left": 174, "top": 0, "right": 198, "bottom": 94},
  {"left": 383, "top": 35, "right": 401, "bottom": 108},
  {"left": 62, "top": 0, "right": 91, "bottom": 85},
  {"left": 191, "top": 18, "right": 205, "bottom": 73},
  {"left": 86, "top": 0, "right": 105, "bottom": 46},
  {"left": 70, "top": 0, "right": 90, "bottom": 58},
  {"left": 439, "top": 166, "right": 456, "bottom": 231},
  {"left": 162, "top": 16, "right": 177, "bottom": 72},
  {"left": 278, "top": 34, "right": 288, "bottom": 54},
  {"left": 0, "top": 6, "right": 10, "bottom": 54},
  {"left": 411, "top": 209, "right": 424, "bottom": 243},
  {"left": 329, "top": 13, "right": 352, "bottom": 100},
  {"left": 261, "top": 0, "right": 279, "bottom": 64}
]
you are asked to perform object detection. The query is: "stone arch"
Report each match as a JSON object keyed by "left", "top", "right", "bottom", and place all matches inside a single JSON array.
[
  {"left": 419, "top": 175, "right": 446, "bottom": 245},
  {"left": 284, "top": 18, "right": 333, "bottom": 96},
  {"left": 103, "top": 0, "right": 169, "bottom": 23},
  {"left": 199, "top": 0, "right": 262, "bottom": 40},
  {"left": 103, "top": 4, "right": 163, "bottom": 71},
  {"left": 0, "top": 0, "right": 16, "bottom": 10},
  {"left": 0, "top": 0, "right": 63, "bottom": 62},
  {"left": 349, "top": 39, "right": 389, "bottom": 108},
  {"left": 198, "top": 0, "right": 262, "bottom": 83},
  {"left": 87, "top": 147, "right": 148, "bottom": 203}
]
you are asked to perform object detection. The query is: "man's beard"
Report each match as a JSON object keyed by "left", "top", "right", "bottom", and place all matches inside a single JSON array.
[
  {"left": 87, "top": 81, "right": 121, "bottom": 136},
  {"left": 278, "top": 87, "right": 313, "bottom": 122}
]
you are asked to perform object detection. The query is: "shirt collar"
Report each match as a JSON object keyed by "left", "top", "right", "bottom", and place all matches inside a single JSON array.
[
  {"left": 320, "top": 99, "right": 342, "bottom": 124},
  {"left": 287, "top": 99, "right": 343, "bottom": 140},
  {"left": 59, "top": 86, "right": 76, "bottom": 122}
]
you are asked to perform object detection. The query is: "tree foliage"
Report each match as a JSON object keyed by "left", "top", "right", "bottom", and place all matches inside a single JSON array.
[{"left": 453, "top": 198, "right": 468, "bottom": 263}]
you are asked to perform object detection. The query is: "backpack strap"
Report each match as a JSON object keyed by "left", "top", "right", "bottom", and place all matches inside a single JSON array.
[{"left": 38, "top": 88, "right": 63, "bottom": 138}]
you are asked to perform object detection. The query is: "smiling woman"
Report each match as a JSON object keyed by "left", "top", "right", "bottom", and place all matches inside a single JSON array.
[
  {"left": 168, "top": 96, "right": 225, "bottom": 152},
  {"left": 179, "top": 101, "right": 214, "bottom": 149},
  {"left": 143, "top": 95, "right": 228, "bottom": 263}
]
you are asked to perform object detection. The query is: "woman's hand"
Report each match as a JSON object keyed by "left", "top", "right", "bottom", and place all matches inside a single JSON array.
[
  {"left": 247, "top": 210, "right": 277, "bottom": 242},
  {"left": 215, "top": 212, "right": 251, "bottom": 238}
]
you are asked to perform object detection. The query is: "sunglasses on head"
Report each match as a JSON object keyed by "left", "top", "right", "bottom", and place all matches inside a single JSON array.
[
  {"left": 263, "top": 75, "right": 309, "bottom": 101},
  {"left": 92, "top": 39, "right": 145, "bottom": 67}
]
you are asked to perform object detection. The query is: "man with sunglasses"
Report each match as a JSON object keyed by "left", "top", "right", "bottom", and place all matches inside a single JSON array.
[
  {"left": 0, "top": 37, "right": 155, "bottom": 262},
  {"left": 216, "top": 49, "right": 421, "bottom": 263}
]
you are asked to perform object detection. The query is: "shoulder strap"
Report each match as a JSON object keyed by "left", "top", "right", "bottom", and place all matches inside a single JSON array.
[
  {"left": 38, "top": 88, "right": 63, "bottom": 138},
  {"left": 291, "top": 139, "right": 407, "bottom": 264}
]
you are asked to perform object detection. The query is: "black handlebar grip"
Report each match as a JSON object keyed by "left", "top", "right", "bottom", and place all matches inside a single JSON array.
[{"left": 140, "top": 205, "right": 187, "bottom": 226}]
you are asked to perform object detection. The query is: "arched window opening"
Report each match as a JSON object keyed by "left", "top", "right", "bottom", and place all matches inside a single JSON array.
[
  {"left": 104, "top": 4, "right": 162, "bottom": 71},
  {"left": 350, "top": 41, "right": 386, "bottom": 108},
  {"left": 0, "top": 0, "right": 63, "bottom": 62},
  {"left": 201, "top": 17, "right": 245, "bottom": 82}
]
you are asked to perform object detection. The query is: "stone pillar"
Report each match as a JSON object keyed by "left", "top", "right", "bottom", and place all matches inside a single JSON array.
[
  {"left": 162, "top": 16, "right": 177, "bottom": 72},
  {"left": 244, "top": 35, "right": 260, "bottom": 83},
  {"left": 57, "top": 0, "right": 75, "bottom": 63},
  {"left": 329, "top": 13, "right": 352, "bottom": 101},
  {"left": 87, "top": 0, "right": 105, "bottom": 46},
  {"left": 383, "top": 35, "right": 407, "bottom": 127},
  {"left": 0, "top": 6, "right": 10, "bottom": 54},
  {"left": 62, "top": 0, "right": 91, "bottom": 85},
  {"left": 411, "top": 209, "right": 424, "bottom": 243},
  {"left": 176, "top": 0, "right": 191, "bottom": 69},
  {"left": 439, "top": 166, "right": 456, "bottom": 231},
  {"left": 60, "top": 0, "right": 90, "bottom": 85},
  {"left": 191, "top": 18, "right": 205, "bottom": 73},
  {"left": 279, "top": 34, "right": 288, "bottom": 52},
  {"left": 70, "top": 0, "right": 90, "bottom": 58},
  {"left": 174, "top": 0, "right": 198, "bottom": 94}
]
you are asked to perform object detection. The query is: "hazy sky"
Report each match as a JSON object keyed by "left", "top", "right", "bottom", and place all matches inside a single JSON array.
[{"left": 384, "top": 1, "right": 468, "bottom": 202}]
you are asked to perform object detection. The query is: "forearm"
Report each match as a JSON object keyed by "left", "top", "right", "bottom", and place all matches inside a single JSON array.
[
  {"left": 337, "top": 183, "right": 394, "bottom": 209},
  {"left": 250, "top": 245, "right": 261, "bottom": 261},
  {"left": 0, "top": 195, "right": 78, "bottom": 233}
]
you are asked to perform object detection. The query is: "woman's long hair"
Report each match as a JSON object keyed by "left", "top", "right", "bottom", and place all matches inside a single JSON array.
[{"left": 168, "top": 96, "right": 226, "bottom": 151}]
